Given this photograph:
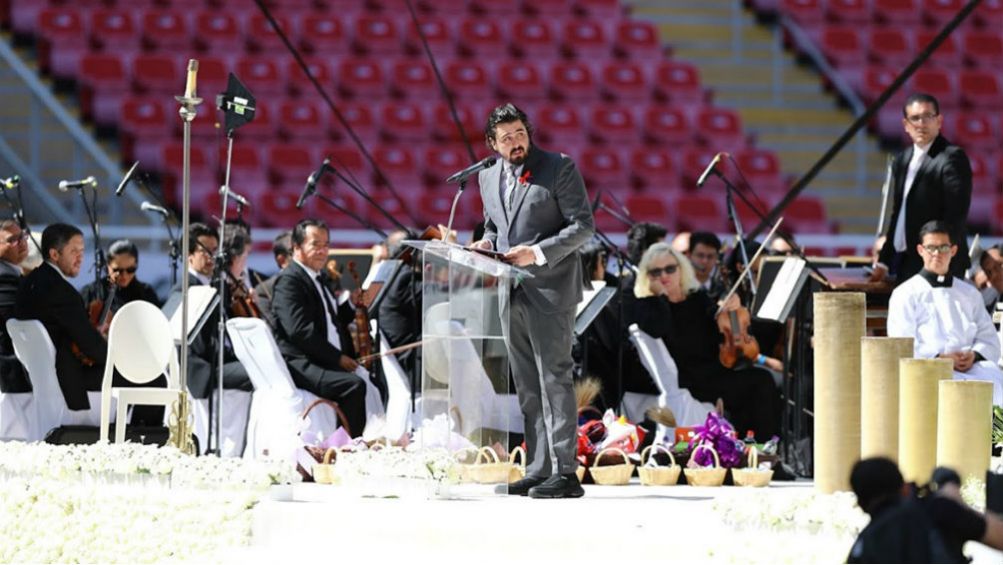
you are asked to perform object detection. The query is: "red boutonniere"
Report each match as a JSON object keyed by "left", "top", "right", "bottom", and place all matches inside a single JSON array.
[{"left": 518, "top": 170, "right": 532, "bottom": 186}]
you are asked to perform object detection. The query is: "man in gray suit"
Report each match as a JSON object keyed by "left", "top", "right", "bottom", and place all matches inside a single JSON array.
[{"left": 471, "top": 104, "right": 595, "bottom": 498}]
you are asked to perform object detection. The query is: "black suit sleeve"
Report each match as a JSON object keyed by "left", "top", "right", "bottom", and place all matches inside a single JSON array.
[
  {"left": 940, "top": 145, "right": 972, "bottom": 241},
  {"left": 878, "top": 156, "right": 907, "bottom": 267},
  {"left": 272, "top": 271, "right": 347, "bottom": 366},
  {"left": 53, "top": 284, "right": 107, "bottom": 362}
]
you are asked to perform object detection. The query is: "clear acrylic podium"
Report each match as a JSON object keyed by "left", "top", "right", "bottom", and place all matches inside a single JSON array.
[{"left": 404, "top": 240, "right": 531, "bottom": 497}]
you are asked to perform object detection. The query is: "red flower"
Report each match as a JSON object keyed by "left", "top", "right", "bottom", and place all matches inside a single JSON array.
[{"left": 518, "top": 170, "right": 532, "bottom": 186}]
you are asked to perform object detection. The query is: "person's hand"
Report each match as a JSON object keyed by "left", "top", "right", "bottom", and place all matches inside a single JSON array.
[
  {"left": 718, "top": 293, "right": 741, "bottom": 312},
  {"left": 955, "top": 350, "right": 976, "bottom": 372},
  {"left": 470, "top": 239, "right": 493, "bottom": 251},
  {"left": 869, "top": 264, "right": 888, "bottom": 282},
  {"left": 437, "top": 224, "right": 458, "bottom": 244},
  {"left": 648, "top": 277, "right": 666, "bottom": 297},
  {"left": 339, "top": 355, "right": 359, "bottom": 372},
  {"left": 504, "top": 245, "right": 537, "bottom": 267}
]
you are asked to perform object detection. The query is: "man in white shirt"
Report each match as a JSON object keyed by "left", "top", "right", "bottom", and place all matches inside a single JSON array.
[{"left": 887, "top": 221, "right": 1002, "bottom": 404}]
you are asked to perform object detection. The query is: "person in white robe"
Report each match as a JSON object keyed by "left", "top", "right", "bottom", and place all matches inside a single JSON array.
[{"left": 887, "top": 220, "right": 1003, "bottom": 405}]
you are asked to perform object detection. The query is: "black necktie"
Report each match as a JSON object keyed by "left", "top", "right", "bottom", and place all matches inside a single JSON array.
[{"left": 316, "top": 274, "right": 338, "bottom": 324}]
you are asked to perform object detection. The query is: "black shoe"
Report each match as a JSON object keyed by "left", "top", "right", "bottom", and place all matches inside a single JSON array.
[
  {"left": 528, "top": 473, "right": 585, "bottom": 499},
  {"left": 495, "top": 475, "right": 546, "bottom": 496}
]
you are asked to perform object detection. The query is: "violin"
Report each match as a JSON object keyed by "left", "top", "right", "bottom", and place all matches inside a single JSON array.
[
  {"left": 73, "top": 280, "right": 118, "bottom": 367},
  {"left": 225, "top": 272, "right": 262, "bottom": 319},
  {"left": 716, "top": 305, "right": 761, "bottom": 369},
  {"left": 346, "top": 261, "right": 373, "bottom": 369}
]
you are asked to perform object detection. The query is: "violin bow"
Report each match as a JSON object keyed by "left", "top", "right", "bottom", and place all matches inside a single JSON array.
[{"left": 715, "top": 217, "right": 784, "bottom": 318}]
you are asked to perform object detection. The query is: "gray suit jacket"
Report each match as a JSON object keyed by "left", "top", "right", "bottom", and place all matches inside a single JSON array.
[{"left": 479, "top": 145, "right": 595, "bottom": 313}]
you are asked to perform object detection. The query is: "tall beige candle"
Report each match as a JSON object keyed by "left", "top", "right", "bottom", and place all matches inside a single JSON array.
[
  {"left": 937, "top": 380, "right": 993, "bottom": 484},
  {"left": 860, "top": 337, "right": 913, "bottom": 460},
  {"left": 898, "top": 358, "right": 951, "bottom": 484}
]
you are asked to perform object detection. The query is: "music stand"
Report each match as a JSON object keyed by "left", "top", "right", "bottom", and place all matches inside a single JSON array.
[
  {"left": 575, "top": 282, "right": 617, "bottom": 337},
  {"left": 752, "top": 256, "right": 811, "bottom": 323},
  {"left": 162, "top": 286, "right": 220, "bottom": 347}
]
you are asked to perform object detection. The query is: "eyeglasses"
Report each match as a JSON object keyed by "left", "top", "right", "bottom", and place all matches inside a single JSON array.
[
  {"left": 2, "top": 232, "right": 27, "bottom": 245},
  {"left": 922, "top": 244, "right": 952, "bottom": 255},
  {"left": 496, "top": 130, "right": 528, "bottom": 146},
  {"left": 111, "top": 266, "right": 138, "bottom": 274},
  {"left": 647, "top": 264, "right": 679, "bottom": 277},
  {"left": 906, "top": 113, "right": 938, "bottom": 125}
]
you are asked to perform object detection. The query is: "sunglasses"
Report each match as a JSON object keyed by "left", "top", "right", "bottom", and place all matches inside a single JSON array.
[
  {"left": 111, "top": 266, "right": 138, "bottom": 274},
  {"left": 922, "top": 244, "right": 952, "bottom": 255},
  {"left": 647, "top": 264, "right": 679, "bottom": 277}
]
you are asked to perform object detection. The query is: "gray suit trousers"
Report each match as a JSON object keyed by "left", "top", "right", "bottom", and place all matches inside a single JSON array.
[{"left": 503, "top": 289, "right": 578, "bottom": 477}]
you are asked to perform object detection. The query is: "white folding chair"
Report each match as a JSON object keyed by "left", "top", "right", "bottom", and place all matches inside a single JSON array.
[
  {"left": 225, "top": 317, "right": 343, "bottom": 461},
  {"left": 7, "top": 319, "right": 106, "bottom": 440},
  {"left": 191, "top": 388, "right": 253, "bottom": 457},
  {"left": 0, "top": 355, "right": 33, "bottom": 440},
  {"left": 378, "top": 329, "right": 415, "bottom": 440},
  {"left": 99, "top": 301, "right": 181, "bottom": 444},
  {"left": 628, "top": 324, "right": 714, "bottom": 440}
]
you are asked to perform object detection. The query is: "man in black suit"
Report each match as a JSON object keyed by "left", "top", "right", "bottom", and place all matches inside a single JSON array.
[
  {"left": 14, "top": 223, "right": 107, "bottom": 410},
  {"left": 872, "top": 93, "right": 972, "bottom": 284},
  {"left": 253, "top": 230, "right": 291, "bottom": 330},
  {"left": 271, "top": 219, "right": 366, "bottom": 436},
  {"left": 0, "top": 219, "right": 30, "bottom": 394},
  {"left": 80, "top": 239, "right": 161, "bottom": 312}
]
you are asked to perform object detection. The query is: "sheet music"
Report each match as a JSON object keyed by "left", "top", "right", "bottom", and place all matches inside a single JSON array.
[
  {"left": 169, "top": 286, "right": 218, "bottom": 343},
  {"left": 577, "top": 280, "right": 606, "bottom": 317},
  {"left": 362, "top": 259, "right": 399, "bottom": 290},
  {"left": 757, "top": 257, "right": 805, "bottom": 322}
]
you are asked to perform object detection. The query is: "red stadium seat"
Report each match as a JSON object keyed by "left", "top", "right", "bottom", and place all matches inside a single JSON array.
[
  {"left": 278, "top": 99, "right": 329, "bottom": 141},
  {"left": 423, "top": 145, "right": 473, "bottom": 186},
  {"left": 390, "top": 59, "right": 438, "bottom": 99},
  {"left": 497, "top": 62, "right": 547, "bottom": 101},
  {"left": 268, "top": 144, "right": 316, "bottom": 183},
  {"left": 588, "top": 105, "right": 638, "bottom": 144},
  {"left": 445, "top": 60, "right": 493, "bottom": 100},
  {"left": 561, "top": 20, "right": 608, "bottom": 59},
  {"left": 416, "top": 190, "right": 463, "bottom": 226},
  {"left": 735, "top": 148, "right": 784, "bottom": 192},
  {"left": 458, "top": 18, "right": 506, "bottom": 57},
  {"left": 298, "top": 12, "right": 346, "bottom": 54},
  {"left": 869, "top": 28, "right": 913, "bottom": 67},
  {"left": 951, "top": 112, "right": 999, "bottom": 152},
  {"left": 643, "top": 106, "right": 692, "bottom": 145},
  {"left": 352, "top": 14, "right": 401, "bottom": 55},
  {"left": 160, "top": 143, "right": 213, "bottom": 201},
  {"left": 237, "top": 57, "right": 287, "bottom": 98},
  {"left": 366, "top": 190, "right": 417, "bottom": 229},
  {"left": 230, "top": 101, "right": 275, "bottom": 140},
  {"left": 675, "top": 194, "right": 726, "bottom": 233},
  {"left": 119, "top": 98, "right": 171, "bottom": 165},
  {"left": 625, "top": 193, "right": 673, "bottom": 226},
  {"left": 286, "top": 57, "right": 333, "bottom": 97},
  {"left": 575, "top": 0, "right": 624, "bottom": 18},
  {"left": 860, "top": 65, "right": 897, "bottom": 103},
  {"left": 916, "top": 29, "right": 961, "bottom": 68},
  {"left": 337, "top": 58, "right": 387, "bottom": 99},
  {"left": 913, "top": 68, "right": 957, "bottom": 108},
  {"left": 247, "top": 13, "right": 292, "bottom": 53},
  {"left": 600, "top": 61, "right": 649, "bottom": 102},
  {"left": 629, "top": 148, "right": 681, "bottom": 190},
  {"left": 967, "top": 152, "right": 998, "bottom": 195},
  {"left": 536, "top": 104, "right": 584, "bottom": 145},
  {"left": 415, "top": 0, "right": 470, "bottom": 15},
  {"left": 827, "top": 0, "right": 874, "bottom": 24},
  {"left": 429, "top": 102, "right": 481, "bottom": 143},
  {"left": 372, "top": 145, "right": 419, "bottom": 188},
  {"left": 959, "top": 70, "right": 1002, "bottom": 110},
  {"left": 580, "top": 147, "right": 628, "bottom": 190},
  {"left": 469, "top": 0, "right": 514, "bottom": 15},
  {"left": 141, "top": 10, "right": 190, "bottom": 51},
  {"left": 257, "top": 190, "right": 312, "bottom": 229},
  {"left": 510, "top": 20, "right": 556, "bottom": 59},
  {"left": 78, "top": 54, "right": 128, "bottom": 126},
  {"left": 193, "top": 56, "right": 229, "bottom": 105},
  {"left": 653, "top": 60, "right": 703, "bottom": 104},
  {"left": 402, "top": 16, "right": 455, "bottom": 55},
  {"left": 329, "top": 103, "right": 378, "bottom": 145},
  {"left": 131, "top": 54, "right": 179, "bottom": 96},
  {"left": 227, "top": 145, "right": 266, "bottom": 181},
  {"left": 90, "top": 10, "right": 140, "bottom": 53},
  {"left": 874, "top": 0, "right": 922, "bottom": 26},
  {"left": 784, "top": 197, "right": 833, "bottom": 233},
  {"left": 975, "top": 0, "right": 1003, "bottom": 29},
  {"left": 963, "top": 30, "right": 1003, "bottom": 68},
  {"left": 380, "top": 102, "right": 429, "bottom": 142},
  {"left": 922, "top": 0, "right": 965, "bottom": 25},
  {"left": 37, "top": 9, "right": 87, "bottom": 77},
  {"left": 522, "top": 0, "right": 573, "bottom": 16},
  {"left": 548, "top": 61, "right": 595, "bottom": 101},
  {"left": 781, "top": 0, "right": 826, "bottom": 27},
  {"left": 696, "top": 107, "right": 746, "bottom": 150},
  {"left": 820, "top": 26, "right": 866, "bottom": 68},
  {"left": 195, "top": 12, "right": 243, "bottom": 53},
  {"left": 613, "top": 20, "right": 661, "bottom": 60},
  {"left": 323, "top": 144, "right": 368, "bottom": 178}
]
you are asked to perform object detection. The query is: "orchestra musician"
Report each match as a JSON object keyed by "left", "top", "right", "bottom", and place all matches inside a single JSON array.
[
  {"left": 253, "top": 230, "right": 291, "bottom": 329},
  {"left": 0, "top": 219, "right": 30, "bottom": 394},
  {"left": 686, "top": 231, "right": 726, "bottom": 301},
  {"left": 80, "top": 239, "right": 161, "bottom": 316}
]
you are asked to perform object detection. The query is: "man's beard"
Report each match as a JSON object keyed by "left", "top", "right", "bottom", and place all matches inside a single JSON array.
[{"left": 508, "top": 145, "right": 528, "bottom": 165}]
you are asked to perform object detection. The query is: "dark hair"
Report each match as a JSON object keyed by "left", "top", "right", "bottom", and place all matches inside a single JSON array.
[
  {"left": 292, "top": 219, "right": 328, "bottom": 247},
  {"left": 273, "top": 230, "right": 292, "bottom": 260},
  {"left": 187, "top": 222, "right": 217, "bottom": 255},
  {"left": 689, "top": 231, "right": 722, "bottom": 253},
  {"left": 108, "top": 239, "right": 139, "bottom": 261},
  {"left": 930, "top": 467, "right": 961, "bottom": 492},
  {"left": 41, "top": 223, "right": 83, "bottom": 258},
  {"left": 626, "top": 222, "right": 668, "bottom": 265},
  {"left": 725, "top": 239, "right": 761, "bottom": 277},
  {"left": 579, "top": 239, "right": 607, "bottom": 280},
  {"left": 979, "top": 249, "right": 997, "bottom": 270},
  {"left": 918, "top": 220, "right": 952, "bottom": 243},
  {"left": 850, "top": 457, "right": 904, "bottom": 515},
  {"left": 0, "top": 219, "right": 19, "bottom": 232},
  {"left": 222, "top": 224, "right": 251, "bottom": 265},
  {"left": 903, "top": 93, "right": 940, "bottom": 117},
  {"left": 484, "top": 103, "right": 534, "bottom": 147}
]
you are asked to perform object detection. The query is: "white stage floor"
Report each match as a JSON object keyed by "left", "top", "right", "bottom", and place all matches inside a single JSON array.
[{"left": 230, "top": 480, "right": 1002, "bottom": 564}]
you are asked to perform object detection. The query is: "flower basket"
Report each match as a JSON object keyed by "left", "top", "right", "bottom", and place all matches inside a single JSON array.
[
  {"left": 638, "top": 444, "right": 681, "bottom": 486},
  {"left": 312, "top": 447, "right": 339, "bottom": 485},
  {"left": 683, "top": 443, "right": 727, "bottom": 487},
  {"left": 575, "top": 465, "right": 587, "bottom": 483},
  {"left": 732, "top": 446, "right": 773, "bottom": 487},
  {"left": 589, "top": 447, "right": 635, "bottom": 485},
  {"left": 508, "top": 446, "right": 526, "bottom": 483},
  {"left": 467, "top": 446, "right": 513, "bottom": 484},
  {"left": 453, "top": 447, "right": 480, "bottom": 483}
]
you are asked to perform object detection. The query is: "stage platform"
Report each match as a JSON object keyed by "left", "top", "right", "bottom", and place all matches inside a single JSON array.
[{"left": 230, "top": 480, "right": 1002, "bottom": 564}]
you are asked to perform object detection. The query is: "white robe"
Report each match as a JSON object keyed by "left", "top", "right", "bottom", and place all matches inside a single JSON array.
[{"left": 887, "top": 272, "right": 1003, "bottom": 405}]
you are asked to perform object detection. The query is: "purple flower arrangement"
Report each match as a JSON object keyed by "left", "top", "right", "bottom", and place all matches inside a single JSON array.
[{"left": 688, "top": 411, "right": 744, "bottom": 468}]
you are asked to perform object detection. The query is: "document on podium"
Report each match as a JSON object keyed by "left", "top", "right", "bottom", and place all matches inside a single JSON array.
[{"left": 756, "top": 257, "right": 807, "bottom": 322}]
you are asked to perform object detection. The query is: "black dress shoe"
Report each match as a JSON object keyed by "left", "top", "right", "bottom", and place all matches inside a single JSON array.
[
  {"left": 528, "top": 472, "right": 585, "bottom": 499},
  {"left": 495, "top": 475, "right": 546, "bottom": 496}
]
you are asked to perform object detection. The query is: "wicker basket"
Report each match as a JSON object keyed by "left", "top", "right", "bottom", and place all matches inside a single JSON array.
[
  {"left": 453, "top": 446, "right": 480, "bottom": 483},
  {"left": 467, "top": 446, "right": 513, "bottom": 484},
  {"left": 731, "top": 446, "right": 773, "bottom": 487},
  {"left": 313, "top": 447, "right": 339, "bottom": 485},
  {"left": 575, "top": 465, "right": 587, "bottom": 483},
  {"left": 508, "top": 446, "right": 526, "bottom": 483},
  {"left": 682, "top": 443, "right": 727, "bottom": 487},
  {"left": 589, "top": 447, "right": 636, "bottom": 485},
  {"left": 638, "top": 444, "right": 681, "bottom": 486}
]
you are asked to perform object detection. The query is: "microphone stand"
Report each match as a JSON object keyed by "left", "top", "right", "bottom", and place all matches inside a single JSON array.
[
  {"left": 0, "top": 178, "right": 42, "bottom": 258},
  {"left": 591, "top": 225, "right": 633, "bottom": 413},
  {"left": 313, "top": 191, "right": 388, "bottom": 240},
  {"left": 210, "top": 129, "right": 238, "bottom": 456},
  {"left": 74, "top": 182, "right": 108, "bottom": 294},
  {"left": 443, "top": 178, "right": 466, "bottom": 242}
]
